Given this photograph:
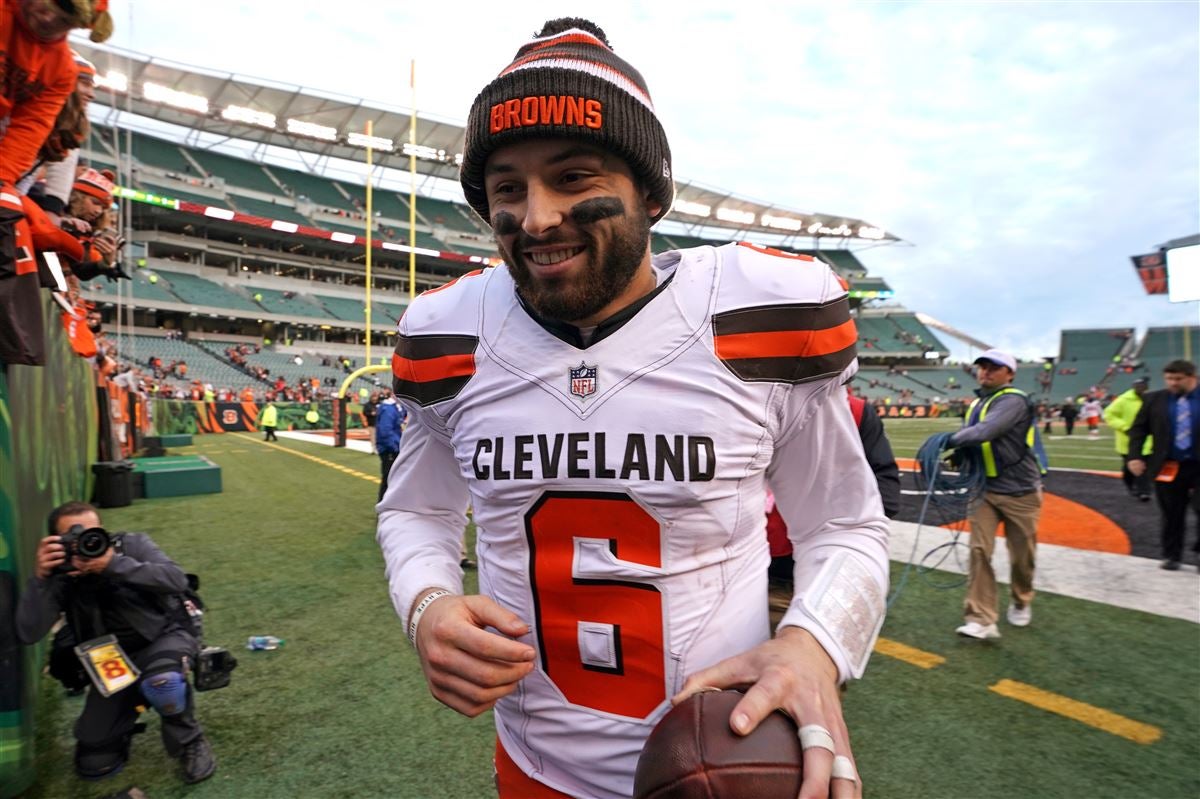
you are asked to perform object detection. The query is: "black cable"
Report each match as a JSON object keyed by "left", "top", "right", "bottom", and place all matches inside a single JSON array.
[{"left": 887, "top": 432, "right": 988, "bottom": 607}]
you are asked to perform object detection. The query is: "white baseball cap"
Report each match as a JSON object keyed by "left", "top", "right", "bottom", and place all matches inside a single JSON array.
[{"left": 974, "top": 349, "right": 1017, "bottom": 373}]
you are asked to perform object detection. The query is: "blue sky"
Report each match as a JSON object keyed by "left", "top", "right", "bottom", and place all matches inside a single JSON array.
[{"left": 98, "top": 1, "right": 1199, "bottom": 360}]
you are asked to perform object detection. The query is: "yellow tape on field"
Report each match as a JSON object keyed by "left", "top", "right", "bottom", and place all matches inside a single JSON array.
[
  {"left": 873, "top": 637, "right": 945, "bottom": 669},
  {"left": 990, "top": 679, "right": 1162, "bottom": 744}
]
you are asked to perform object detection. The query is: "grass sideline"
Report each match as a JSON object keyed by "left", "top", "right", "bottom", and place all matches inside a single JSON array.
[
  {"left": 882, "top": 417, "right": 1123, "bottom": 472},
  {"left": 20, "top": 432, "right": 1197, "bottom": 799}
]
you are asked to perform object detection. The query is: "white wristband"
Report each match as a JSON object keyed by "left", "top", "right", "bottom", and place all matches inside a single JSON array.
[{"left": 408, "top": 589, "right": 453, "bottom": 649}]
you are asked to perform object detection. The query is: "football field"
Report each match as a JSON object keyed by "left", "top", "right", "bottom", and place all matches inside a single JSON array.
[{"left": 20, "top": 430, "right": 1199, "bottom": 799}]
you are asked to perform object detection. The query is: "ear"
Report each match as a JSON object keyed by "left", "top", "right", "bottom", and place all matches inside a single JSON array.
[{"left": 643, "top": 187, "right": 662, "bottom": 222}]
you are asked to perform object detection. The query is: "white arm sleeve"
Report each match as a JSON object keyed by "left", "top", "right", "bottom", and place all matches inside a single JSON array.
[
  {"left": 43, "top": 150, "right": 80, "bottom": 206},
  {"left": 767, "top": 365, "right": 890, "bottom": 683},
  {"left": 375, "top": 404, "right": 471, "bottom": 632}
]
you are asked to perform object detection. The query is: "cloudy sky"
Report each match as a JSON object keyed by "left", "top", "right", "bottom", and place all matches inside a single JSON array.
[{"left": 96, "top": 1, "right": 1198, "bottom": 360}]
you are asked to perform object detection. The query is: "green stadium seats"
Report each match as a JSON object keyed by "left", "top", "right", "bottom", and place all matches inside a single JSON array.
[
  {"left": 228, "top": 195, "right": 311, "bottom": 225},
  {"left": 131, "top": 132, "right": 195, "bottom": 174},
  {"left": 272, "top": 166, "right": 353, "bottom": 209},
  {"left": 156, "top": 271, "right": 262, "bottom": 313},
  {"left": 189, "top": 149, "right": 280, "bottom": 194},
  {"left": 244, "top": 286, "right": 333, "bottom": 319}
]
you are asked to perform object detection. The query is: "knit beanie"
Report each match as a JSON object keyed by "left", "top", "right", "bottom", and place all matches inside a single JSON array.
[
  {"left": 56, "top": 0, "right": 114, "bottom": 42},
  {"left": 460, "top": 18, "right": 674, "bottom": 226},
  {"left": 73, "top": 168, "right": 115, "bottom": 202}
]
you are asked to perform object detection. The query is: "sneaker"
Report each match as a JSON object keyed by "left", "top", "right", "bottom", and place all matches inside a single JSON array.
[
  {"left": 181, "top": 735, "right": 216, "bottom": 784},
  {"left": 1138, "top": 493, "right": 1152, "bottom": 502},
  {"left": 1161, "top": 559, "right": 1181, "bottom": 571},
  {"left": 956, "top": 621, "right": 1000, "bottom": 639},
  {"left": 1006, "top": 604, "right": 1032, "bottom": 627}
]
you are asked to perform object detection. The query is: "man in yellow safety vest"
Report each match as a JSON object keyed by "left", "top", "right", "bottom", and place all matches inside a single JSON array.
[{"left": 949, "top": 349, "right": 1042, "bottom": 639}]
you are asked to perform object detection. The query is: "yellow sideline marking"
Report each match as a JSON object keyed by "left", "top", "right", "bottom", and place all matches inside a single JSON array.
[
  {"left": 255, "top": 438, "right": 377, "bottom": 484},
  {"left": 989, "top": 679, "right": 1162, "bottom": 744},
  {"left": 873, "top": 637, "right": 945, "bottom": 669}
]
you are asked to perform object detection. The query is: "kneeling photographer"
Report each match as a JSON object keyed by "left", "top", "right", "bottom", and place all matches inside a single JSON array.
[{"left": 15, "top": 502, "right": 225, "bottom": 784}]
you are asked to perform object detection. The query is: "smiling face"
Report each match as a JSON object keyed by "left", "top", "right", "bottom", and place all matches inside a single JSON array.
[{"left": 484, "top": 138, "right": 662, "bottom": 327}]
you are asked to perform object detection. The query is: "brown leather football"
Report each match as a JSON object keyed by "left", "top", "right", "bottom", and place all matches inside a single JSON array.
[{"left": 633, "top": 689, "right": 803, "bottom": 799}]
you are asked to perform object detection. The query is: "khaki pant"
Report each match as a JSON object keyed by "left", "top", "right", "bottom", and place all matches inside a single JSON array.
[{"left": 963, "top": 489, "right": 1042, "bottom": 625}]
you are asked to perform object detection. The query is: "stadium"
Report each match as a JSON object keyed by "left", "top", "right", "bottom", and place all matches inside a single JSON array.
[{"left": 1, "top": 14, "right": 1198, "bottom": 799}]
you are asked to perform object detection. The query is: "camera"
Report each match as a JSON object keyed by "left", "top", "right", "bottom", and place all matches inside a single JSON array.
[
  {"left": 193, "top": 646, "right": 238, "bottom": 691},
  {"left": 54, "top": 524, "right": 112, "bottom": 573}
]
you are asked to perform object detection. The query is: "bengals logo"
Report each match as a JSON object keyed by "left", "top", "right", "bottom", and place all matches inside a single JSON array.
[{"left": 222, "top": 410, "right": 238, "bottom": 425}]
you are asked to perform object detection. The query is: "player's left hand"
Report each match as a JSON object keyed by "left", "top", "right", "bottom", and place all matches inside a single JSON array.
[{"left": 672, "top": 626, "right": 859, "bottom": 799}]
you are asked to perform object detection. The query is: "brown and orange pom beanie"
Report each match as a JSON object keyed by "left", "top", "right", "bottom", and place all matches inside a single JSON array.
[{"left": 459, "top": 17, "right": 674, "bottom": 225}]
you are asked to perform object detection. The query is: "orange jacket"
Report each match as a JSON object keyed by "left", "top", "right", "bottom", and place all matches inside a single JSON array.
[
  {"left": 0, "top": 1, "right": 78, "bottom": 184},
  {"left": 20, "top": 192, "right": 83, "bottom": 260}
]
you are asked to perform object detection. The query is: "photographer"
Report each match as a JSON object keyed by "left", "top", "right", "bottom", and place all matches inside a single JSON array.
[{"left": 15, "top": 502, "right": 216, "bottom": 784}]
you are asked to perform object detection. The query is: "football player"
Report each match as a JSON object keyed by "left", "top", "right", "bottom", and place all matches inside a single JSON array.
[{"left": 377, "top": 17, "right": 889, "bottom": 799}]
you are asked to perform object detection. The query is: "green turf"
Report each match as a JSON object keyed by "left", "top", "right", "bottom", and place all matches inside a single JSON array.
[
  {"left": 882, "top": 417, "right": 1123, "bottom": 472},
  {"left": 20, "top": 432, "right": 1197, "bottom": 799}
]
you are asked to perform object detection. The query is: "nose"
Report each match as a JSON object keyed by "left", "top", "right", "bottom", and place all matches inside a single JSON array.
[{"left": 521, "top": 182, "right": 566, "bottom": 239}]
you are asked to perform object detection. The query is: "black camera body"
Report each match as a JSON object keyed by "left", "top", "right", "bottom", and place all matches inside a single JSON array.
[
  {"left": 193, "top": 646, "right": 237, "bottom": 691},
  {"left": 54, "top": 525, "right": 112, "bottom": 573}
]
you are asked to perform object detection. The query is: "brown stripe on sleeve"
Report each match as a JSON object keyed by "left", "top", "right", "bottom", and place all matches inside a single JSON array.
[
  {"left": 712, "top": 299, "right": 857, "bottom": 384},
  {"left": 391, "top": 334, "right": 479, "bottom": 406}
]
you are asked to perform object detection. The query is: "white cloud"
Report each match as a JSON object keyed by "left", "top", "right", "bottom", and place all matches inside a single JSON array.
[{"left": 99, "top": 0, "right": 1199, "bottom": 356}]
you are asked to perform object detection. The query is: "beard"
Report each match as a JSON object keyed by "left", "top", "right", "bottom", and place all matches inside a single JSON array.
[{"left": 499, "top": 197, "right": 651, "bottom": 324}]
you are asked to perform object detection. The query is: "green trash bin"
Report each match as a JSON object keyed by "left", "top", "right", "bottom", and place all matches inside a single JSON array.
[{"left": 91, "top": 461, "right": 134, "bottom": 508}]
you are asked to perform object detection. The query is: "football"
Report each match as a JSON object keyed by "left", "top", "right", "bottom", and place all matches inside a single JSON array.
[{"left": 633, "top": 689, "right": 804, "bottom": 799}]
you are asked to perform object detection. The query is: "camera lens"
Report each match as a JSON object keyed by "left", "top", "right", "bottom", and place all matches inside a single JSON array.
[{"left": 76, "top": 527, "right": 111, "bottom": 558}]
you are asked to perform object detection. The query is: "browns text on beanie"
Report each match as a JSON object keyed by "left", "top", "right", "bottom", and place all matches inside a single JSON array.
[{"left": 460, "top": 18, "right": 674, "bottom": 226}]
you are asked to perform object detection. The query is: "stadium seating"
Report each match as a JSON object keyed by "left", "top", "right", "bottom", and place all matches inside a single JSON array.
[
  {"left": 228, "top": 195, "right": 311, "bottom": 225},
  {"left": 272, "top": 165, "right": 353, "bottom": 210},
  {"left": 130, "top": 132, "right": 195, "bottom": 174},
  {"left": 86, "top": 271, "right": 181, "bottom": 304},
  {"left": 1051, "top": 328, "right": 1134, "bottom": 399},
  {"left": 247, "top": 287, "right": 333, "bottom": 320},
  {"left": 114, "top": 334, "right": 266, "bottom": 391},
  {"left": 189, "top": 148, "right": 281, "bottom": 195},
  {"left": 155, "top": 271, "right": 263, "bottom": 313},
  {"left": 1136, "top": 326, "right": 1200, "bottom": 382},
  {"left": 413, "top": 196, "right": 483, "bottom": 235}
]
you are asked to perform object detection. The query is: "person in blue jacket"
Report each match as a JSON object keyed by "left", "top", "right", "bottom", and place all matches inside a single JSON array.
[{"left": 375, "top": 391, "right": 407, "bottom": 502}]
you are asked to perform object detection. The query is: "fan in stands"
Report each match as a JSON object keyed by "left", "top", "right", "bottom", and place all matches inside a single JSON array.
[{"left": 633, "top": 690, "right": 803, "bottom": 799}]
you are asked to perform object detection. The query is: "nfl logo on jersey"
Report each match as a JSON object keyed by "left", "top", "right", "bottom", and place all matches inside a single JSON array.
[{"left": 569, "top": 362, "right": 598, "bottom": 398}]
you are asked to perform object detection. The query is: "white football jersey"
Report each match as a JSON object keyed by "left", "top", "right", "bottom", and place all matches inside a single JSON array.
[{"left": 377, "top": 242, "right": 889, "bottom": 799}]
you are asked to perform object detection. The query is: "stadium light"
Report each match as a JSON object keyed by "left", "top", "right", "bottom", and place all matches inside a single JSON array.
[
  {"left": 348, "top": 131, "right": 395, "bottom": 151},
  {"left": 143, "top": 82, "right": 209, "bottom": 114},
  {"left": 808, "top": 221, "right": 853, "bottom": 237},
  {"left": 270, "top": 220, "right": 299, "bottom": 233},
  {"left": 716, "top": 207, "right": 755, "bottom": 225},
  {"left": 400, "top": 142, "right": 448, "bottom": 162},
  {"left": 95, "top": 70, "right": 128, "bottom": 92},
  {"left": 222, "top": 104, "right": 276, "bottom": 129},
  {"left": 674, "top": 199, "right": 711, "bottom": 218},
  {"left": 287, "top": 118, "right": 338, "bottom": 142},
  {"left": 857, "top": 226, "right": 886, "bottom": 240},
  {"left": 761, "top": 213, "right": 806, "bottom": 231}
]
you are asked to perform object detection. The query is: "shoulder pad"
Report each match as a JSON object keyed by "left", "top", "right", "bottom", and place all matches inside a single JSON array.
[
  {"left": 391, "top": 269, "right": 490, "bottom": 406},
  {"left": 711, "top": 243, "right": 856, "bottom": 385}
]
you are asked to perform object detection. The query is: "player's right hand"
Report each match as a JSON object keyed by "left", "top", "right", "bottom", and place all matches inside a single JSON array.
[
  {"left": 414, "top": 593, "right": 536, "bottom": 717},
  {"left": 1128, "top": 459, "right": 1146, "bottom": 477},
  {"left": 34, "top": 536, "right": 67, "bottom": 580}
]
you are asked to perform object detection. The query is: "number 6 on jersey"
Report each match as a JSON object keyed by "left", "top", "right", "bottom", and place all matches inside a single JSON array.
[{"left": 525, "top": 491, "right": 666, "bottom": 719}]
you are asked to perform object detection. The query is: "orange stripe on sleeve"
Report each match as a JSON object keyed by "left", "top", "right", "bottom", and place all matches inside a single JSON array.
[
  {"left": 715, "top": 318, "right": 857, "bottom": 360},
  {"left": 391, "top": 352, "right": 475, "bottom": 384}
]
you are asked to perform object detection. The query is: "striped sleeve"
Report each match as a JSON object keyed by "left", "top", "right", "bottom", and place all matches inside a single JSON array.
[
  {"left": 391, "top": 334, "right": 479, "bottom": 406},
  {"left": 711, "top": 296, "right": 857, "bottom": 384}
]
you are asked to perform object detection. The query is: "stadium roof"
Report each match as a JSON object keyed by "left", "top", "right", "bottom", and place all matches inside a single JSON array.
[{"left": 73, "top": 38, "right": 901, "bottom": 245}]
